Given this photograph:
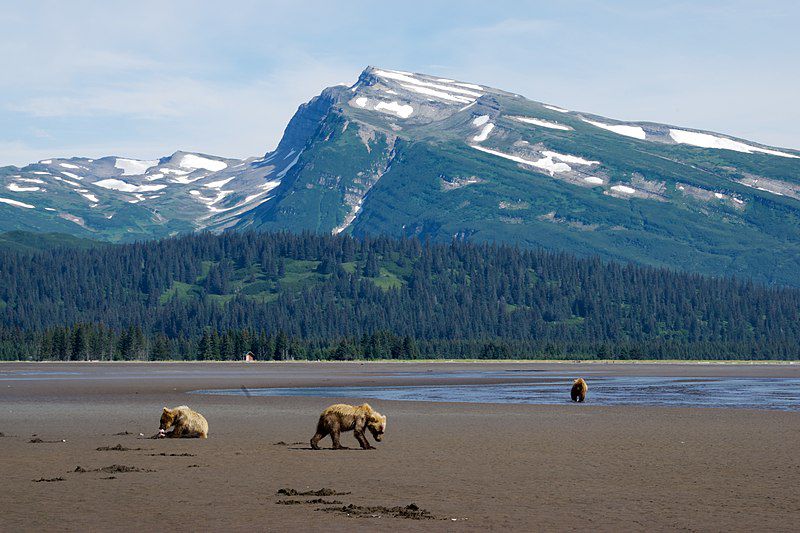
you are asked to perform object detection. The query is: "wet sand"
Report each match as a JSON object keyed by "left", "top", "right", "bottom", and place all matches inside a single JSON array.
[{"left": 1, "top": 361, "right": 799, "bottom": 531}]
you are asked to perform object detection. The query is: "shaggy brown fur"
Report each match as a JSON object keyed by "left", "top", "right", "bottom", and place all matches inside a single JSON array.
[
  {"left": 310, "top": 403, "right": 387, "bottom": 450},
  {"left": 159, "top": 405, "right": 209, "bottom": 438},
  {"left": 571, "top": 378, "right": 588, "bottom": 402}
]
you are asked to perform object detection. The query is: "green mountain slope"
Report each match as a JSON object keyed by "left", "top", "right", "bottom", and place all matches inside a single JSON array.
[
  {"left": 0, "top": 231, "right": 101, "bottom": 252},
  {"left": 237, "top": 67, "right": 800, "bottom": 286},
  {"left": 2, "top": 66, "right": 799, "bottom": 285}
]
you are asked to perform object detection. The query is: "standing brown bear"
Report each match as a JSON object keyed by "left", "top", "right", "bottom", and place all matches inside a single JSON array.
[
  {"left": 310, "top": 403, "right": 387, "bottom": 450},
  {"left": 571, "top": 378, "right": 588, "bottom": 402}
]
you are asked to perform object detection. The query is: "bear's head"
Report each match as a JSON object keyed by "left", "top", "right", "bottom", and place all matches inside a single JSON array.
[
  {"left": 159, "top": 407, "right": 176, "bottom": 431},
  {"left": 367, "top": 413, "right": 387, "bottom": 442}
]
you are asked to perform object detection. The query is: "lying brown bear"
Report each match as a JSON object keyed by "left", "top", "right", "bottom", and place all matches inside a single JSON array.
[
  {"left": 158, "top": 405, "right": 209, "bottom": 438},
  {"left": 310, "top": 403, "right": 386, "bottom": 450},
  {"left": 571, "top": 378, "right": 588, "bottom": 402}
]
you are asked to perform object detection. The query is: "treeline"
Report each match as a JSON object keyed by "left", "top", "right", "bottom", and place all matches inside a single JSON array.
[{"left": 0, "top": 231, "right": 798, "bottom": 360}]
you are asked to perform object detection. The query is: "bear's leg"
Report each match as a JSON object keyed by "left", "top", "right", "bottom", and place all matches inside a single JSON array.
[
  {"left": 310, "top": 430, "right": 327, "bottom": 450},
  {"left": 353, "top": 429, "right": 375, "bottom": 450},
  {"left": 330, "top": 429, "right": 348, "bottom": 450}
]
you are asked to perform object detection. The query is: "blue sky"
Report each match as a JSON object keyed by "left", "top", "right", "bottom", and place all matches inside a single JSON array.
[{"left": 1, "top": 0, "right": 798, "bottom": 166}]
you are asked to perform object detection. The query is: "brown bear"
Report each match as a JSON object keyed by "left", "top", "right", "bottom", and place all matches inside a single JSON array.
[
  {"left": 310, "top": 403, "right": 386, "bottom": 450},
  {"left": 158, "top": 405, "right": 209, "bottom": 438},
  {"left": 570, "top": 378, "right": 588, "bottom": 402}
]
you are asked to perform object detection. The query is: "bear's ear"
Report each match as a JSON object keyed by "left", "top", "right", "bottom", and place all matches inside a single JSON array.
[{"left": 163, "top": 407, "right": 170, "bottom": 413}]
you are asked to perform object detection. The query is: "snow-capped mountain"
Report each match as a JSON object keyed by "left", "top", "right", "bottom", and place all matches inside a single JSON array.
[
  {"left": 2, "top": 66, "right": 799, "bottom": 285},
  {"left": 0, "top": 146, "right": 302, "bottom": 239}
]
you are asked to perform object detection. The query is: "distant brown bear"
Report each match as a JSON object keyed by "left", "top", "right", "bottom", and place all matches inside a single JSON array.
[
  {"left": 571, "top": 378, "right": 588, "bottom": 402},
  {"left": 310, "top": 403, "right": 386, "bottom": 450},
  {"left": 158, "top": 405, "right": 209, "bottom": 438}
]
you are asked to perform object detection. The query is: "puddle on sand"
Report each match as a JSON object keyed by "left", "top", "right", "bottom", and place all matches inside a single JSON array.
[{"left": 193, "top": 375, "right": 800, "bottom": 411}]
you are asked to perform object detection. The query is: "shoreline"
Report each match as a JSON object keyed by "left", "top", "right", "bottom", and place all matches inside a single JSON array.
[{"left": 3, "top": 358, "right": 798, "bottom": 365}]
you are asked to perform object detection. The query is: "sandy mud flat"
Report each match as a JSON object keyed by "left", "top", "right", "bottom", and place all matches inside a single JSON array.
[{"left": 1, "top": 361, "right": 799, "bottom": 531}]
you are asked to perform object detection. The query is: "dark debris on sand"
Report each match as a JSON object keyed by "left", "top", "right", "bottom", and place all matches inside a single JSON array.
[
  {"left": 74, "top": 465, "right": 155, "bottom": 474},
  {"left": 276, "top": 499, "right": 343, "bottom": 505},
  {"left": 97, "top": 444, "right": 143, "bottom": 451},
  {"left": 32, "top": 477, "right": 65, "bottom": 483},
  {"left": 29, "top": 437, "right": 65, "bottom": 443},
  {"left": 320, "top": 503, "right": 436, "bottom": 520},
  {"left": 149, "top": 452, "right": 195, "bottom": 457},
  {"left": 277, "top": 488, "right": 351, "bottom": 497},
  {"left": 113, "top": 431, "right": 133, "bottom": 436}
]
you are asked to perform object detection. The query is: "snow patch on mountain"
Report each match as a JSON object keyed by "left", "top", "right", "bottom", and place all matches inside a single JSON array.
[
  {"left": 8, "top": 183, "right": 42, "bottom": 192},
  {"left": 169, "top": 174, "right": 207, "bottom": 185},
  {"left": 454, "top": 82, "right": 483, "bottom": 91},
  {"left": 473, "top": 115, "right": 490, "bottom": 127},
  {"left": 190, "top": 189, "right": 233, "bottom": 211},
  {"left": 541, "top": 151, "right": 600, "bottom": 166},
  {"left": 471, "top": 145, "right": 598, "bottom": 176},
  {"left": 94, "top": 179, "right": 167, "bottom": 193},
  {"left": 79, "top": 191, "right": 99, "bottom": 203},
  {"left": 399, "top": 84, "right": 471, "bottom": 103},
  {"left": 473, "top": 123, "right": 494, "bottom": 142},
  {"left": 115, "top": 158, "right": 158, "bottom": 176},
  {"left": 373, "top": 69, "right": 483, "bottom": 98},
  {"left": 204, "top": 177, "right": 236, "bottom": 189},
  {"left": 511, "top": 116, "right": 572, "bottom": 131},
  {"left": 669, "top": 129, "right": 799, "bottom": 158},
  {"left": 374, "top": 101, "right": 414, "bottom": 119},
  {"left": 159, "top": 168, "right": 190, "bottom": 175},
  {"left": 0, "top": 197, "right": 35, "bottom": 209},
  {"left": 543, "top": 104, "right": 569, "bottom": 113},
  {"left": 260, "top": 179, "right": 282, "bottom": 193},
  {"left": 583, "top": 119, "right": 646, "bottom": 140},
  {"left": 53, "top": 176, "right": 82, "bottom": 187},
  {"left": 179, "top": 154, "right": 228, "bottom": 171},
  {"left": 277, "top": 151, "right": 302, "bottom": 178}
]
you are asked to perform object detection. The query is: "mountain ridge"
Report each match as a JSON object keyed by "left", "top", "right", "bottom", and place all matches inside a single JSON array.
[{"left": 2, "top": 66, "right": 799, "bottom": 285}]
